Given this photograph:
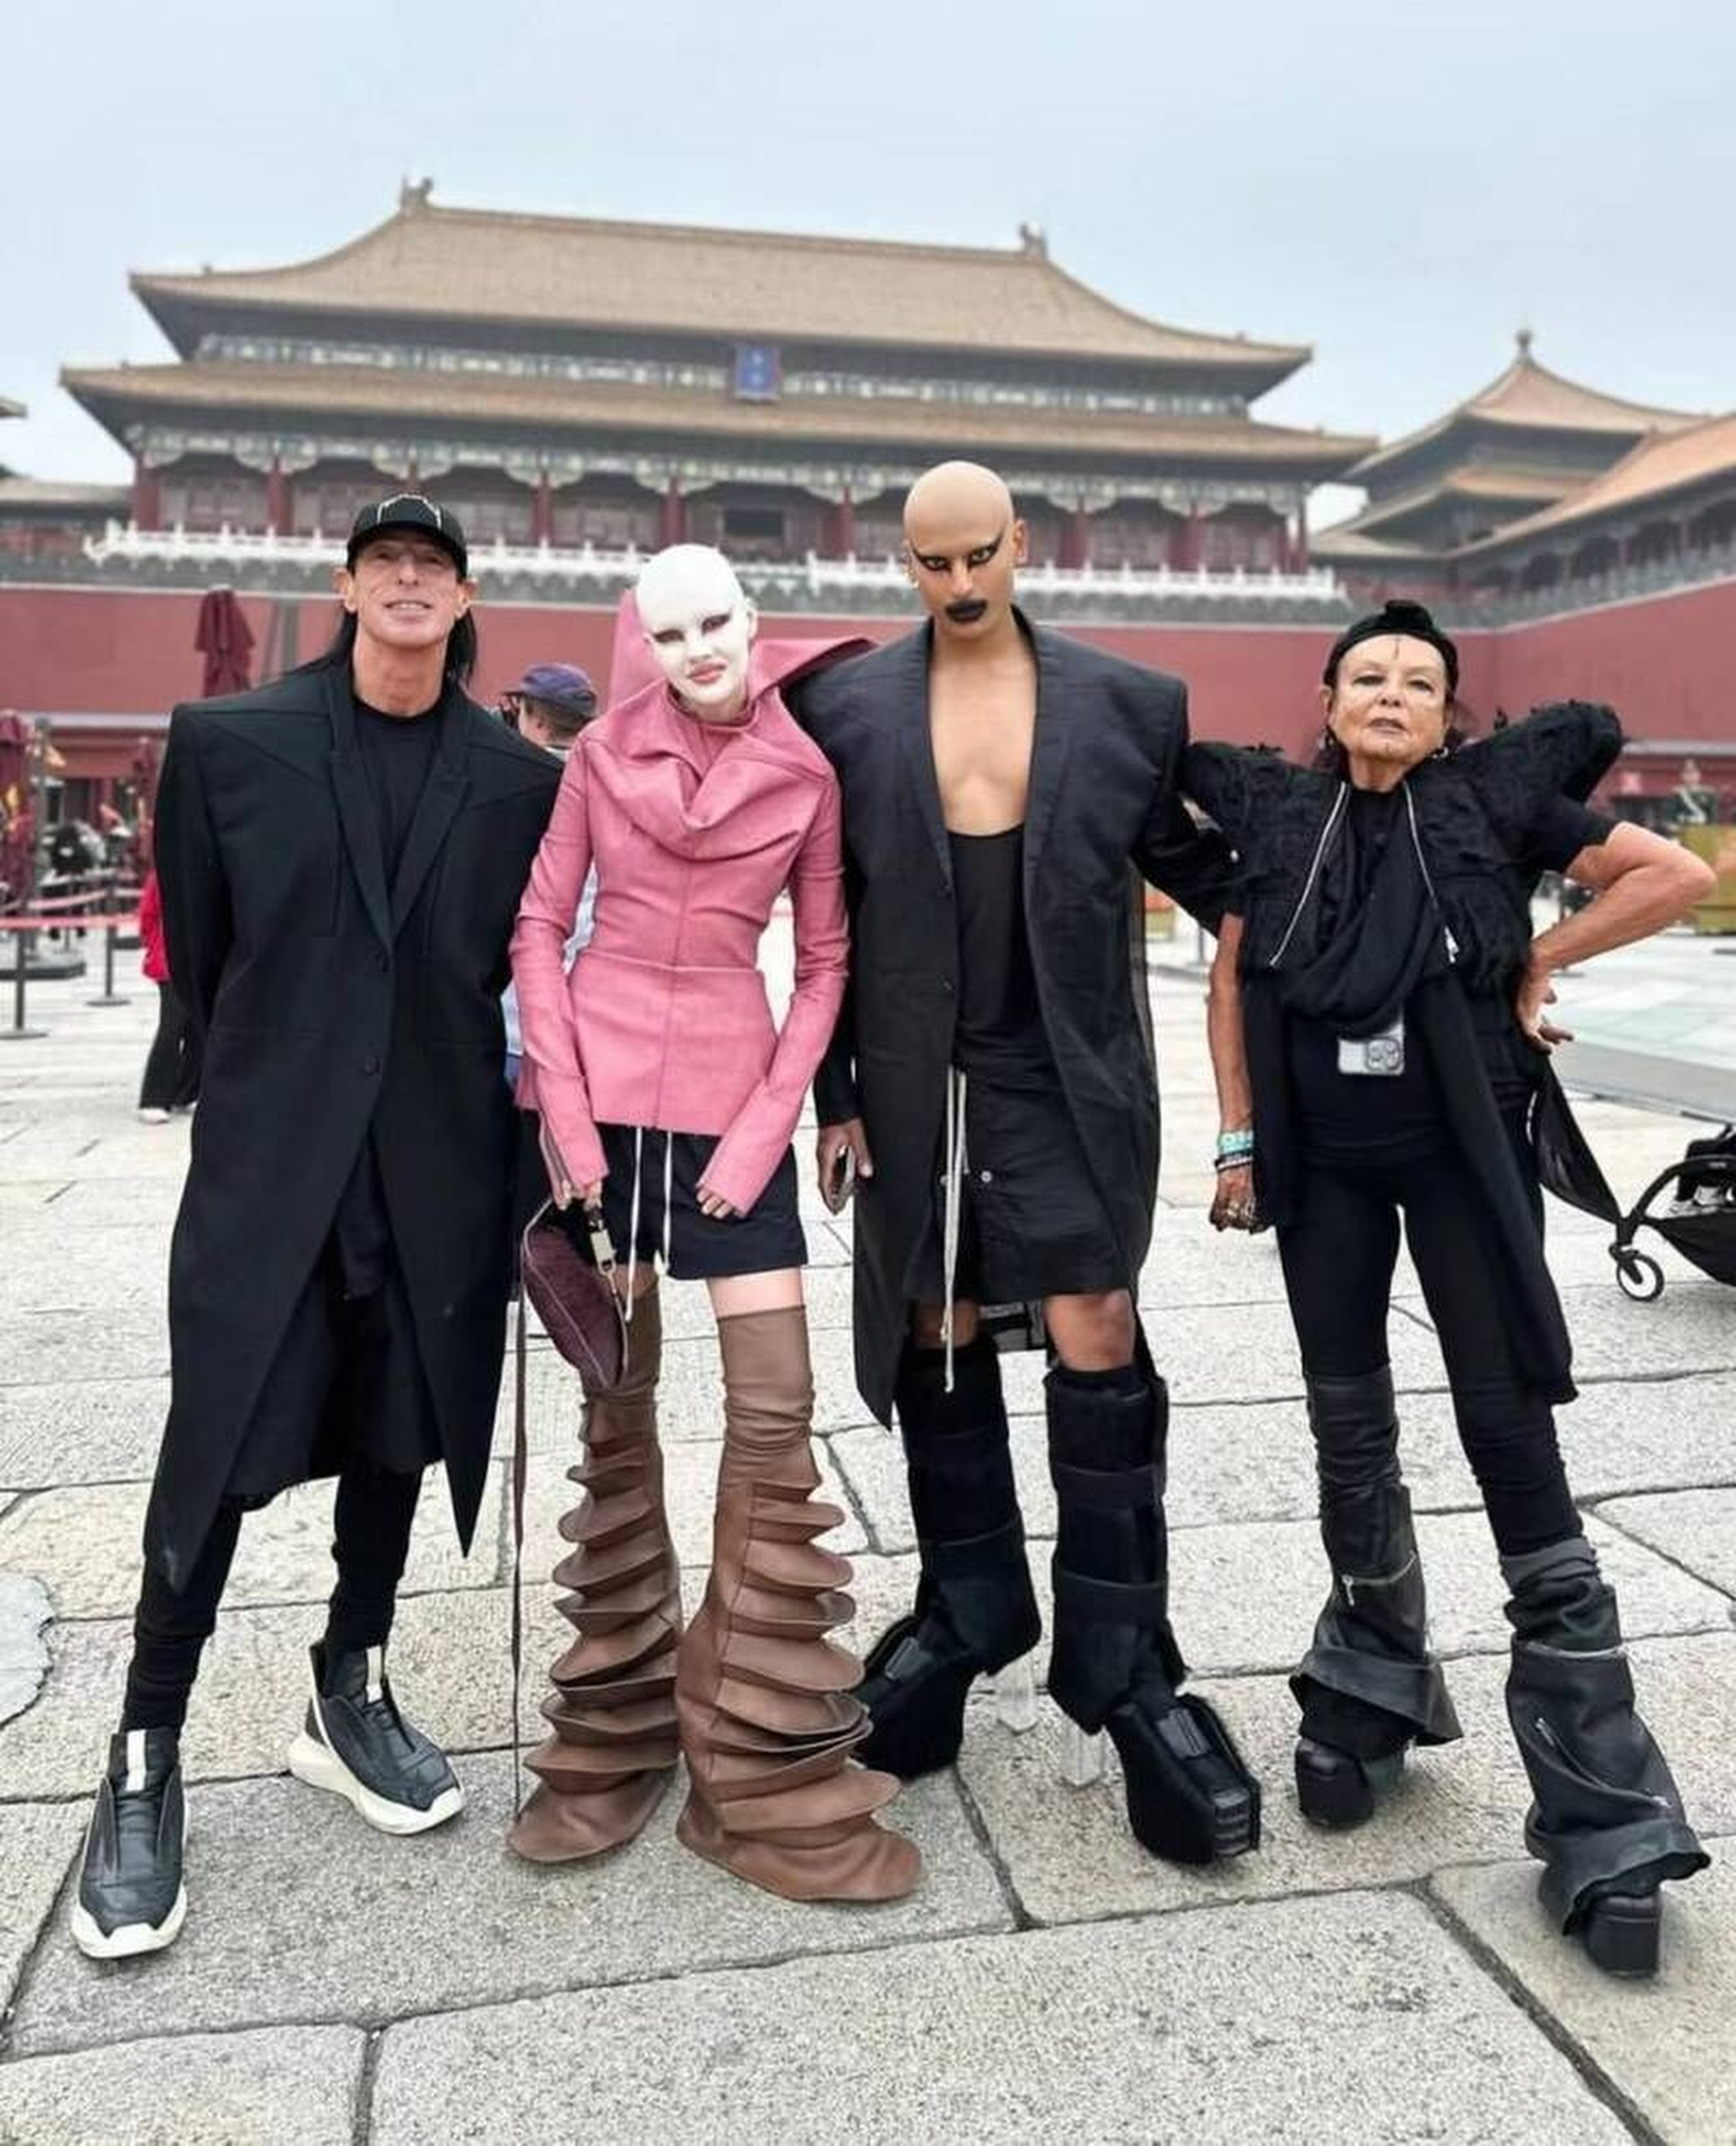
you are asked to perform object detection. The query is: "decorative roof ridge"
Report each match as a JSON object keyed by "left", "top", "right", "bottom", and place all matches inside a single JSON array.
[{"left": 1351, "top": 332, "right": 1699, "bottom": 481}]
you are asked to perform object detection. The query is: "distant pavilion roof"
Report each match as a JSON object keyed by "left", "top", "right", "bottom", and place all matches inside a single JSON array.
[
  {"left": 1350, "top": 333, "right": 1697, "bottom": 486},
  {"left": 1313, "top": 464, "right": 1585, "bottom": 559},
  {"left": 63, "top": 359, "right": 1370, "bottom": 475},
  {"left": 0, "top": 396, "right": 24, "bottom": 420},
  {"left": 0, "top": 475, "right": 129, "bottom": 513},
  {"left": 130, "top": 191, "right": 1311, "bottom": 388},
  {"left": 1457, "top": 411, "right": 1736, "bottom": 556}
]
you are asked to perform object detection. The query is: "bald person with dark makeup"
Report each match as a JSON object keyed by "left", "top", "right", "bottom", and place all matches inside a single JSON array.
[{"left": 787, "top": 460, "right": 1262, "bottom": 1868}]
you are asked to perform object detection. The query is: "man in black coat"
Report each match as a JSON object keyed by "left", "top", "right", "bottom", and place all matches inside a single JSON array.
[
  {"left": 73, "top": 496, "right": 561, "bottom": 1960},
  {"left": 790, "top": 461, "right": 1260, "bottom": 1867}
]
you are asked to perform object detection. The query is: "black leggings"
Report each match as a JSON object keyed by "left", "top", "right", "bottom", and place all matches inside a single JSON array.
[
  {"left": 1276, "top": 1140, "right": 1578, "bottom": 1556},
  {"left": 121, "top": 1464, "right": 424, "bottom": 1732}
]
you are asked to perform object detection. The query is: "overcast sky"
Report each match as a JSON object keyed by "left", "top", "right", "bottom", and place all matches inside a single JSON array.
[{"left": 6, "top": 0, "right": 1732, "bottom": 524}]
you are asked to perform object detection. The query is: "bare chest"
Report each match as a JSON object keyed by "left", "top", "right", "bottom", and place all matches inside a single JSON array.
[{"left": 929, "top": 669, "right": 1038, "bottom": 834}]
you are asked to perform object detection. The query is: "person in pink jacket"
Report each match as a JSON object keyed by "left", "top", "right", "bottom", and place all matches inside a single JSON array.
[{"left": 508, "top": 544, "right": 918, "bottom": 1904}]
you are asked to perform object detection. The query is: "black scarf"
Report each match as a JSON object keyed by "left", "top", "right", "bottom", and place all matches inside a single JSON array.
[{"left": 1274, "top": 784, "right": 1452, "bottom": 1038}]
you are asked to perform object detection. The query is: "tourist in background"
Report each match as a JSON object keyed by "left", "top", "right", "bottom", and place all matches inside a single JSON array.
[
  {"left": 500, "top": 662, "right": 598, "bottom": 1091},
  {"left": 135, "top": 861, "right": 200, "bottom": 1123}
]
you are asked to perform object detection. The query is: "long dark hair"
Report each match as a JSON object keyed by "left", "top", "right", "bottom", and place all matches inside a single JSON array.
[{"left": 294, "top": 606, "right": 478, "bottom": 687}]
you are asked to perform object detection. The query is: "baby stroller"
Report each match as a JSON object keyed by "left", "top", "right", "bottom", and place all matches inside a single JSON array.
[
  {"left": 1609, "top": 1125, "right": 1736, "bottom": 1302},
  {"left": 1535, "top": 1079, "right": 1736, "bottom": 1303}
]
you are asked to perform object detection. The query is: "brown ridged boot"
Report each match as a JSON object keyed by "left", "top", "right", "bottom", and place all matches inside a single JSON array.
[
  {"left": 675, "top": 1306, "right": 921, "bottom": 1902},
  {"left": 508, "top": 1286, "right": 681, "bottom": 1862}
]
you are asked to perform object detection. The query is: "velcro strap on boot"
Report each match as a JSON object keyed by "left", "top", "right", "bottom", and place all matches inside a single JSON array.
[
  {"left": 1047, "top": 1461, "right": 1159, "bottom": 1512},
  {"left": 919, "top": 1516, "right": 1028, "bottom": 1575},
  {"left": 1053, "top": 1568, "right": 1167, "bottom": 1628}
]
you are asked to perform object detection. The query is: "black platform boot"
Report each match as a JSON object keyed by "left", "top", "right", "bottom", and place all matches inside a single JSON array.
[
  {"left": 858, "top": 1337, "right": 1042, "bottom": 1777},
  {"left": 1291, "top": 1369, "right": 1462, "bottom": 1828},
  {"left": 1503, "top": 1537, "right": 1707, "bottom": 1977},
  {"left": 1046, "top": 1360, "right": 1260, "bottom": 1865}
]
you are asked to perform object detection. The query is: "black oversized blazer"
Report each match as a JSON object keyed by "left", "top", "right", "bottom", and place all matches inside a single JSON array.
[
  {"left": 146, "top": 661, "right": 561, "bottom": 1586},
  {"left": 790, "top": 618, "right": 1234, "bottom": 1425}
]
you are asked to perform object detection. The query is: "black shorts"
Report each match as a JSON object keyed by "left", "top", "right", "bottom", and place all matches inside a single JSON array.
[
  {"left": 904, "top": 1076, "right": 1126, "bottom": 1306},
  {"left": 595, "top": 1123, "right": 806, "bottom": 1281}
]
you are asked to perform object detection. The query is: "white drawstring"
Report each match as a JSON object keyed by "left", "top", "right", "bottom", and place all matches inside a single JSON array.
[
  {"left": 622, "top": 1127, "right": 675, "bottom": 1324},
  {"left": 661, "top": 1131, "right": 675, "bottom": 1280},
  {"left": 940, "top": 1068, "right": 968, "bottom": 1393},
  {"left": 624, "top": 1125, "right": 645, "bottom": 1319}
]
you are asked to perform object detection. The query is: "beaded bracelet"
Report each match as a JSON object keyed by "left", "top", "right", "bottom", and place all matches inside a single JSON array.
[{"left": 1214, "top": 1153, "right": 1255, "bottom": 1175}]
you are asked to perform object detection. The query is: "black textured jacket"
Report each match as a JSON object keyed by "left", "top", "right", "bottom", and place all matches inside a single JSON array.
[{"left": 1183, "top": 702, "right": 1623, "bottom": 1402}]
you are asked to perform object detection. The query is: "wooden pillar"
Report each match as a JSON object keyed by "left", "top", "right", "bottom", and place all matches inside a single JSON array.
[
  {"left": 660, "top": 481, "right": 686, "bottom": 548},
  {"left": 265, "top": 458, "right": 291, "bottom": 536},
  {"left": 1176, "top": 504, "right": 1204, "bottom": 571},
  {"left": 532, "top": 475, "right": 555, "bottom": 546},
  {"left": 132, "top": 458, "right": 161, "bottom": 531},
  {"left": 828, "top": 492, "right": 856, "bottom": 559},
  {"left": 1060, "top": 509, "right": 1091, "bottom": 571},
  {"left": 1291, "top": 495, "right": 1309, "bottom": 572}
]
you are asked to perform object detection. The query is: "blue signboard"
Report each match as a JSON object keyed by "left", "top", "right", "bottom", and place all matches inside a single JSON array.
[{"left": 734, "top": 344, "right": 782, "bottom": 401}]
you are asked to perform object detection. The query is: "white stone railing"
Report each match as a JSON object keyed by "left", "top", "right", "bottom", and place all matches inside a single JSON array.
[{"left": 82, "top": 522, "right": 1346, "bottom": 607}]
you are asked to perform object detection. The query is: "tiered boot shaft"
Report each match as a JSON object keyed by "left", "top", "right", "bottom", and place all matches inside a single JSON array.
[
  {"left": 676, "top": 1307, "right": 919, "bottom": 1902},
  {"left": 508, "top": 1288, "right": 682, "bottom": 1864}
]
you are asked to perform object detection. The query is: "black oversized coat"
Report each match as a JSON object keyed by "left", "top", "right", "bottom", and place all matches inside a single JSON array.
[
  {"left": 146, "top": 663, "right": 561, "bottom": 1586},
  {"left": 789, "top": 620, "right": 1233, "bottom": 1424}
]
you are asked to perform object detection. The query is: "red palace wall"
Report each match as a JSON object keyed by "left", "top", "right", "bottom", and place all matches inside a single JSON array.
[{"left": 3, "top": 577, "right": 1734, "bottom": 783}]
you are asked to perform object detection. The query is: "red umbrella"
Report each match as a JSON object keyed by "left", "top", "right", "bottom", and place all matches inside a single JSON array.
[{"left": 195, "top": 587, "right": 254, "bottom": 697}]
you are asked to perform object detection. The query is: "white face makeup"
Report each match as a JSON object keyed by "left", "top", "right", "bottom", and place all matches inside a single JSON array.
[{"left": 636, "top": 545, "right": 758, "bottom": 719}]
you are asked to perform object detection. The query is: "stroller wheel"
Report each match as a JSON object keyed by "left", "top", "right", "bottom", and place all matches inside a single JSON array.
[{"left": 1614, "top": 1250, "right": 1664, "bottom": 1302}]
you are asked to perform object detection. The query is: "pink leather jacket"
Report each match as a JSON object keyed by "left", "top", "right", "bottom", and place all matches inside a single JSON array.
[{"left": 510, "top": 642, "right": 853, "bottom": 1215}]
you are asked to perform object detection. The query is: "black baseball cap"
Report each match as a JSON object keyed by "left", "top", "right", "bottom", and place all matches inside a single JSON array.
[{"left": 346, "top": 493, "right": 469, "bottom": 578}]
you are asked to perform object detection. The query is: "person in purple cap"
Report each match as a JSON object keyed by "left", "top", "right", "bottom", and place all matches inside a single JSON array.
[{"left": 500, "top": 663, "right": 599, "bottom": 1091}]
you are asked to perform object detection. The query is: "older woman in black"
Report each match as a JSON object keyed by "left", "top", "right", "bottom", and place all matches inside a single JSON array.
[{"left": 1186, "top": 600, "right": 1711, "bottom": 1978}]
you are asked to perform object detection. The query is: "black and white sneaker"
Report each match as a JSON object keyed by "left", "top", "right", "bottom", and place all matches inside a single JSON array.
[
  {"left": 286, "top": 1644, "right": 464, "bottom": 1835},
  {"left": 71, "top": 1728, "right": 188, "bottom": 1960}
]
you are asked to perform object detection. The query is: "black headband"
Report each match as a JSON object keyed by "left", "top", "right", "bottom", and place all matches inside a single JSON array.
[{"left": 1324, "top": 599, "right": 1458, "bottom": 696}]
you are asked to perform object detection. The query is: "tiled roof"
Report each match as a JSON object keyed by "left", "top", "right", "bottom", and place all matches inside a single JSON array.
[
  {"left": 1351, "top": 334, "right": 1696, "bottom": 483},
  {"left": 1328, "top": 464, "right": 1584, "bottom": 541},
  {"left": 131, "top": 196, "right": 1309, "bottom": 380},
  {"left": 0, "top": 476, "right": 128, "bottom": 512},
  {"left": 1309, "top": 522, "right": 1431, "bottom": 563},
  {"left": 62, "top": 360, "right": 1371, "bottom": 474},
  {"left": 1458, "top": 411, "right": 1736, "bottom": 554},
  {"left": 0, "top": 396, "right": 25, "bottom": 420}
]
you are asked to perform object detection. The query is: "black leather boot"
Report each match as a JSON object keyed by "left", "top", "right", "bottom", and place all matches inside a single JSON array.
[
  {"left": 858, "top": 1337, "right": 1042, "bottom": 1777},
  {"left": 1503, "top": 1537, "right": 1707, "bottom": 1977},
  {"left": 72, "top": 1728, "right": 187, "bottom": 1959},
  {"left": 1291, "top": 1369, "right": 1462, "bottom": 1828},
  {"left": 1046, "top": 1360, "right": 1260, "bottom": 1865}
]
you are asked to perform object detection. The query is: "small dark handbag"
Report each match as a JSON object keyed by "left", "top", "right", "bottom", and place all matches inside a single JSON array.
[{"left": 519, "top": 1198, "right": 627, "bottom": 1393}]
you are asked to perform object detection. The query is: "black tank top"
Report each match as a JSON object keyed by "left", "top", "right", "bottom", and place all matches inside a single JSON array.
[{"left": 949, "top": 826, "right": 1058, "bottom": 1090}]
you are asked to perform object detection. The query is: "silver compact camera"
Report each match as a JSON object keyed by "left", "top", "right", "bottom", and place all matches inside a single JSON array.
[{"left": 1337, "top": 1013, "right": 1406, "bottom": 1078}]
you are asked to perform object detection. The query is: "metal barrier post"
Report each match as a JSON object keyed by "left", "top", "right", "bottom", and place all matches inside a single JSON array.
[
  {"left": 88, "top": 921, "right": 129, "bottom": 1008},
  {"left": 3, "top": 929, "right": 47, "bottom": 1041}
]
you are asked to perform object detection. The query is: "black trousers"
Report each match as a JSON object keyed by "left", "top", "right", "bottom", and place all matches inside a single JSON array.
[
  {"left": 121, "top": 1463, "right": 423, "bottom": 1733},
  {"left": 138, "top": 980, "right": 202, "bottom": 1111},
  {"left": 1276, "top": 1135, "right": 1578, "bottom": 1556}
]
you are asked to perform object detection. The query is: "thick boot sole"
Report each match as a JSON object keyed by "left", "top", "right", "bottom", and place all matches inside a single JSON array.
[
  {"left": 1106, "top": 1697, "right": 1261, "bottom": 1866},
  {"left": 287, "top": 1731, "right": 465, "bottom": 1836},
  {"left": 70, "top": 1886, "right": 187, "bottom": 1960},
  {"left": 858, "top": 1657, "right": 975, "bottom": 1779},
  {"left": 1578, "top": 1891, "right": 1661, "bottom": 1979},
  {"left": 1295, "top": 1742, "right": 1406, "bottom": 1831}
]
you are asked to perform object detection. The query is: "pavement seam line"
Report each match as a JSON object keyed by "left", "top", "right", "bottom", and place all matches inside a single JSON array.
[
  {"left": 944, "top": 1753, "right": 1035, "bottom": 1932},
  {"left": 1586, "top": 1494, "right": 1736, "bottom": 1608},
  {"left": 1412, "top": 1875, "right": 1667, "bottom": 2146},
  {"left": 351, "top": 2024, "right": 386, "bottom": 2146},
  {"left": 0, "top": 1809, "right": 86, "bottom": 2064}
]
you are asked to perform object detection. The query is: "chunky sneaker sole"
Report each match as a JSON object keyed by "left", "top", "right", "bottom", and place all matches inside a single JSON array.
[
  {"left": 286, "top": 1729, "right": 464, "bottom": 1835},
  {"left": 70, "top": 1882, "right": 187, "bottom": 1960}
]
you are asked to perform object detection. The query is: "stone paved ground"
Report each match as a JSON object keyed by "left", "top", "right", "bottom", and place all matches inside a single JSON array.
[{"left": 1, "top": 946, "right": 1732, "bottom": 2145}]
